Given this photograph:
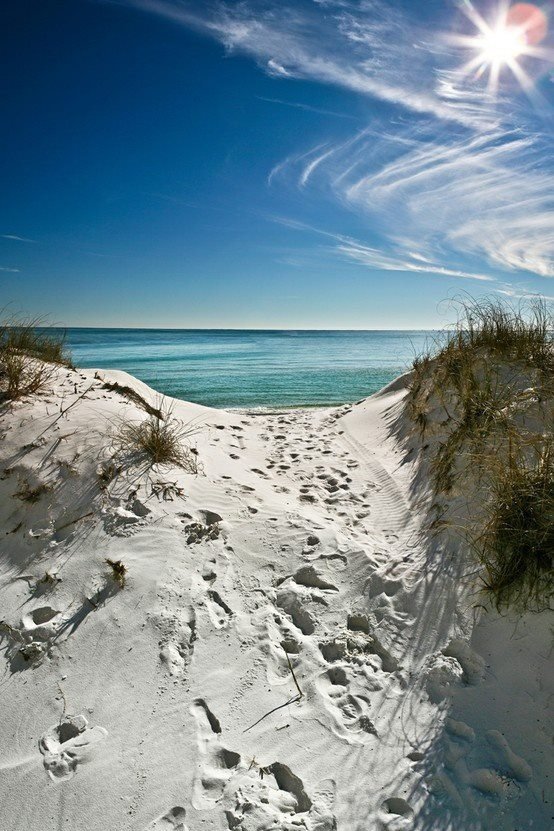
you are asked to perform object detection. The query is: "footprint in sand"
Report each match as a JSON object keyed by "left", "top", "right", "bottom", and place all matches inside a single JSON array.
[
  {"left": 191, "top": 699, "right": 240, "bottom": 809},
  {"left": 378, "top": 797, "right": 414, "bottom": 829},
  {"left": 224, "top": 762, "right": 336, "bottom": 830},
  {"left": 3, "top": 606, "right": 63, "bottom": 666},
  {"left": 157, "top": 606, "right": 197, "bottom": 678},
  {"left": 147, "top": 807, "right": 187, "bottom": 830},
  {"left": 335, "top": 690, "right": 377, "bottom": 737},
  {"left": 39, "top": 715, "right": 107, "bottom": 781},
  {"left": 346, "top": 614, "right": 399, "bottom": 672},
  {"left": 275, "top": 587, "right": 316, "bottom": 636},
  {"left": 205, "top": 589, "right": 233, "bottom": 629},
  {"left": 317, "top": 664, "right": 379, "bottom": 742},
  {"left": 292, "top": 565, "right": 338, "bottom": 592},
  {"left": 485, "top": 729, "right": 532, "bottom": 782}
]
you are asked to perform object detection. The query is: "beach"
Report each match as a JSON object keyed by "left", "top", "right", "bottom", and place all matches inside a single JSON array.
[
  {"left": 3, "top": 0, "right": 554, "bottom": 826},
  {"left": 0, "top": 362, "right": 550, "bottom": 831}
]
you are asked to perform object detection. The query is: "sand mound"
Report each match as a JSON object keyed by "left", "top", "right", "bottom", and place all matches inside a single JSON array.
[{"left": 0, "top": 364, "right": 550, "bottom": 830}]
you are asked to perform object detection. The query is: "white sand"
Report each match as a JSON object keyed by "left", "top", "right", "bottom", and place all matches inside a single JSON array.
[{"left": 0, "top": 366, "right": 550, "bottom": 830}]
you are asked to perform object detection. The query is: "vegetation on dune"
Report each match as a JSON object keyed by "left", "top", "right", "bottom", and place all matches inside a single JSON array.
[
  {"left": 475, "top": 438, "right": 553, "bottom": 611},
  {"left": 115, "top": 403, "right": 200, "bottom": 472},
  {"left": 407, "top": 296, "right": 553, "bottom": 612},
  {"left": 0, "top": 314, "right": 72, "bottom": 402}
]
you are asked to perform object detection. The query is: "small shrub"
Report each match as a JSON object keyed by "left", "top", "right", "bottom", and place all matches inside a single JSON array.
[
  {"left": 115, "top": 404, "right": 199, "bottom": 471},
  {"left": 101, "top": 381, "right": 163, "bottom": 419},
  {"left": 430, "top": 376, "right": 514, "bottom": 494},
  {"left": 36, "top": 572, "right": 61, "bottom": 592},
  {"left": 7, "top": 325, "right": 69, "bottom": 365},
  {"left": 449, "top": 296, "right": 553, "bottom": 377}
]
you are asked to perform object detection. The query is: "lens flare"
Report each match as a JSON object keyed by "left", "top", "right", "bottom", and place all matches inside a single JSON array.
[{"left": 452, "top": 2, "right": 552, "bottom": 96}]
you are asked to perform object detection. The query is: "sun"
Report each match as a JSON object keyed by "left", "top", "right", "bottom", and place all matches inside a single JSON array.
[
  {"left": 476, "top": 21, "right": 527, "bottom": 65},
  {"left": 452, "top": 2, "right": 551, "bottom": 95}
]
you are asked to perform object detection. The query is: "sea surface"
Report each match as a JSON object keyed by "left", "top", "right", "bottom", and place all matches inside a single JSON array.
[{"left": 64, "top": 329, "right": 434, "bottom": 409}]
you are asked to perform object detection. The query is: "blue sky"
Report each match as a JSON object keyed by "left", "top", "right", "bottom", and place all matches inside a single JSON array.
[{"left": 1, "top": 0, "right": 553, "bottom": 328}]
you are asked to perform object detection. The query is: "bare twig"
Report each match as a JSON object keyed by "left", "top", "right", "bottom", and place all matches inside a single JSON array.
[
  {"left": 243, "top": 694, "right": 301, "bottom": 733},
  {"left": 243, "top": 648, "right": 303, "bottom": 732},
  {"left": 284, "top": 648, "right": 303, "bottom": 698}
]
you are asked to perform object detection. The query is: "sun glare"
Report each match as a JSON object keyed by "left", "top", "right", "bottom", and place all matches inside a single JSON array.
[
  {"left": 477, "top": 22, "right": 526, "bottom": 64},
  {"left": 453, "top": 2, "right": 552, "bottom": 95}
]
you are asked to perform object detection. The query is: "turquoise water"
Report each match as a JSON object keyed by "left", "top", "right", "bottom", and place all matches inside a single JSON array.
[{"left": 64, "top": 329, "right": 432, "bottom": 409}]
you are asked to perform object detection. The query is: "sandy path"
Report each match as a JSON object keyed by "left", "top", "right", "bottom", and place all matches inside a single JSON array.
[{"left": 0, "top": 367, "right": 549, "bottom": 831}]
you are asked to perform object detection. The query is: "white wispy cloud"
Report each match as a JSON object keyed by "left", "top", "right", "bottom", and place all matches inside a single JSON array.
[
  {"left": 1, "top": 234, "right": 36, "bottom": 243},
  {"left": 267, "top": 142, "right": 330, "bottom": 186},
  {"left": 0, "top": 266, "right": 20, "bottom": 272},
  {"left": 272, "top": 217, "right": 496, "bottom": 282},
  {"left": 266, "top": 59, "right": 292, "bottom": 78},
  {"left": 299, "top": 146, "right": 338, "bottom": 187},
  {"left": 337, "top": 130, "right": 554, "bottom": 278},
  {"left": 495, "top": 285, "right": 554, "bottom": 302},
  {"left": 335, "top": 239, "right": 495, "bottom": 282},
  {"left": 114, "top": 0, "right": 498, "bottom": 129},
  {"left": 272, "top": 122, "right": 554, "bottom": 282}
]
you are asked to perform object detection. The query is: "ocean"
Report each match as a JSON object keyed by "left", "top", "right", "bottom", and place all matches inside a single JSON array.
[{"left": 64, "top": 329, "right": 433, "bottom": 409}]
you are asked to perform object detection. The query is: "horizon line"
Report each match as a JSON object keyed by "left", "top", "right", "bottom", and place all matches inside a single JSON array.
[{"left": 53, "top": 325, "right": 440, "bottom": 332}]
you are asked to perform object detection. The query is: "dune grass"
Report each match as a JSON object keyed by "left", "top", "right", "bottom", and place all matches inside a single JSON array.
[
  {"left": 442, "top": 296, "right": 553, "bottom": 376},
  {"left": 0, "top": 314, "right": 72, "bottom": 402},
  {"left": 474, "top": 438, "right": 553, "bottom": 612},
  {"left": 407, "top": 296, "right": 553, "bottom": 612},
  {"left": 115, "top": 404, "right": 199, "bottom": 471}
]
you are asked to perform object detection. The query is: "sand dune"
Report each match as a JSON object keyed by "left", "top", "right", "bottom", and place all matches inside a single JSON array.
[{"left": 0, "top": 365, "right": 550, "bottom": 830}]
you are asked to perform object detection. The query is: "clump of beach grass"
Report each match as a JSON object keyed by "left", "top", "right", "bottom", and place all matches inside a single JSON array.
[
  {"left": 406, "top": 296, "right": 553, "bottom": 612},
  {"left": 115, "top": 404, "right": 199, "bottom": 471},
  {"left": 444, "top": 296, "right": 553, "bottom": 376},
  {"left": 474, "top": 438, "right": 553, "bottom": 612},
  {"left": 409, "top": 297, "right": 552, "bottom": 486},
  {"left": 0, "top": 313, "right": 72, "bottom": 402},
  {"left": 106, "top": 558, "right": 127, "bottom": 588}
]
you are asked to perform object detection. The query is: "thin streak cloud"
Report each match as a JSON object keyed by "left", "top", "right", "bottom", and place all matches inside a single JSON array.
[
  {"left": 257, "top": 96, "right": 358, "bottom": 120},
  {"left": 1, "top": 234, "right": 36, "bottom": 243}
]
